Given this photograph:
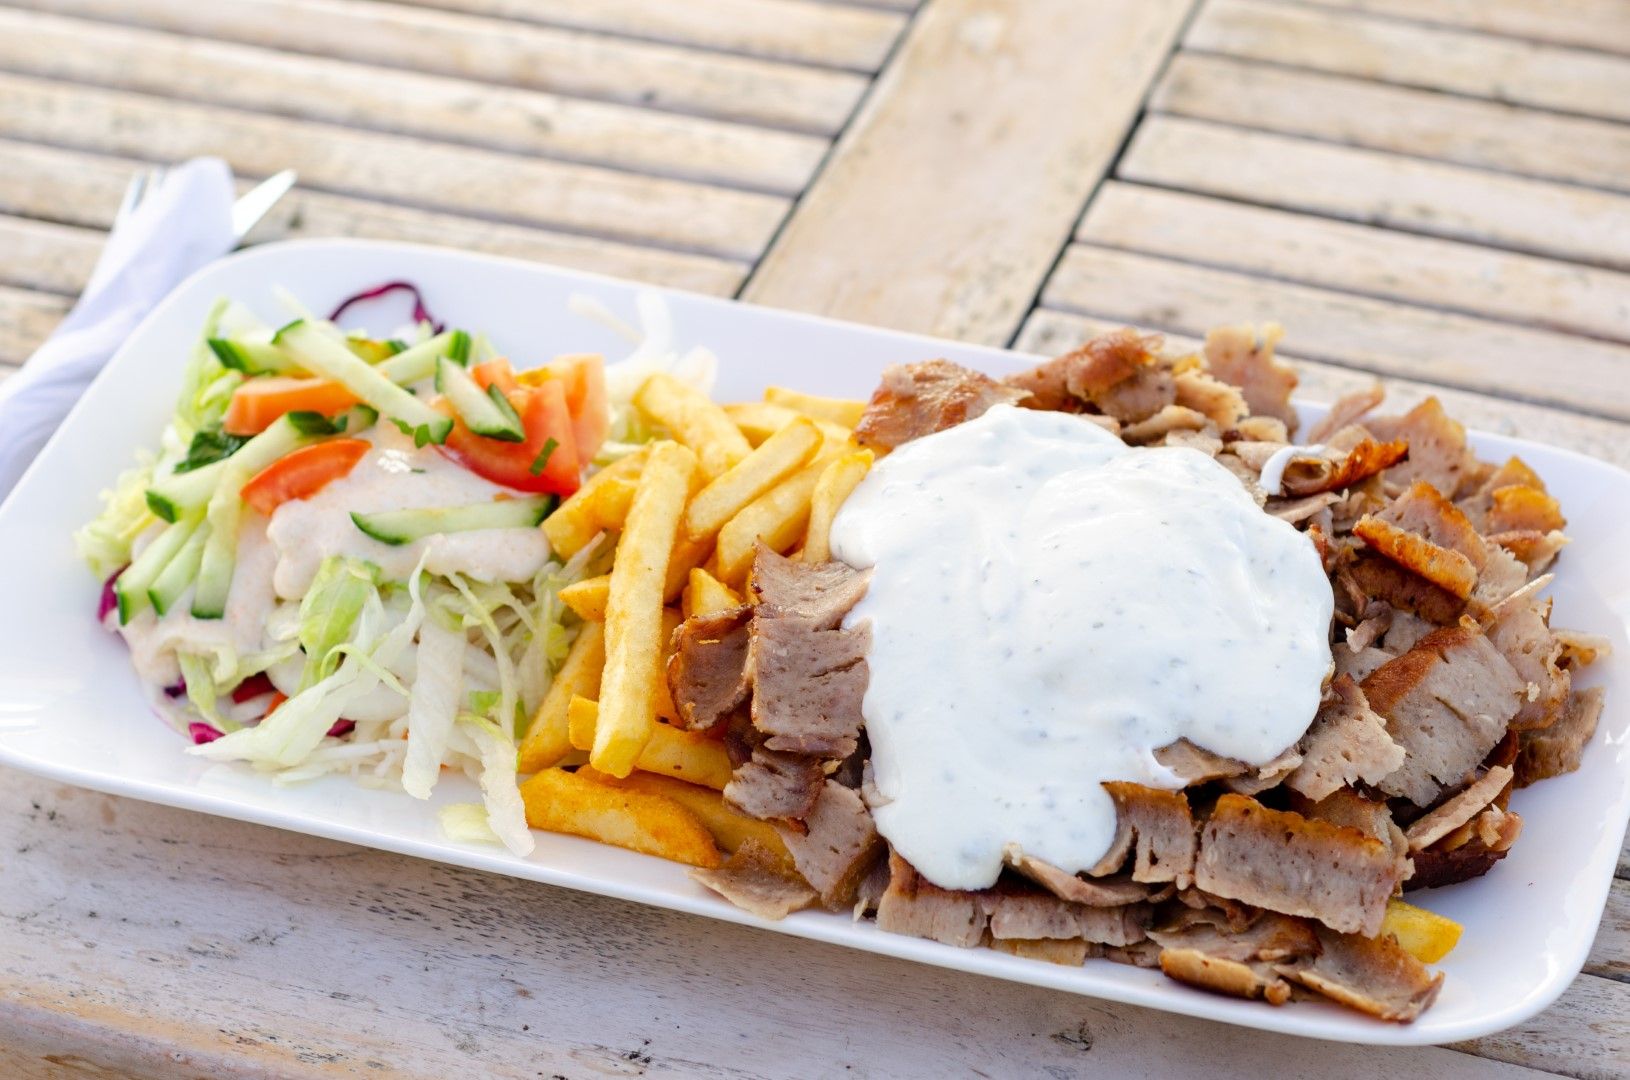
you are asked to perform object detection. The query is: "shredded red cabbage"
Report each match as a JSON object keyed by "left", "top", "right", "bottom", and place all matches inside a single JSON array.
[
  {"left": 98, "top": 569, "right": 124, "bottom": 621},
  {"left": 327, "top": 719, "right": 356, "bottom": 738},
  {"left": 230, "top": 672, "right": 278, "bottom": 704},
  {"left": 328, "top": 281, "right": 443, "bottom": 333},
  {"left": 164, "top": 680, "right": 187, "bottom": 699},
  {"left": 189, "top": 722, "right": 223, "bottom": 745}
]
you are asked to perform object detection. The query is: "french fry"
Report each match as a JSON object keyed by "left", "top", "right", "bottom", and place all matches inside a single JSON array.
[
  {"left": 633, "top": 373, "right": 752, "bottom": 481},
  {"left": 655, "top": 606, "right": 683, "bottom": 722},
  {"left": 542, "top": 447, "right": 649, "bottom": 559},
  {"left": 518, "top": 621, "right": 605, "bottom": 773},
  {"left": 663, "top": 534, "right": 711, "bottom": 604},
  {"left": 683, "top": 416, "right": 821, "bottom": 541},
  {"left": 568, "top": 696, "right": 733, "bottom": 790},
  {"left": 714, "top": 452, "right": 838, "bottom": 588},
  {"left": 596, "top": 440, "right": 697, "bottom": 777},
  {"left": 802, "top": 448, "right": 873, "bottom": 563},
  {"left": 683, "top": 567, "right": 743, "bottom": 619},
  {"left": 1381, "top": 899, "right": 1462, "bottom": 964},
  {"left": 723, "top": 402, "right": 852, "bottom": 448},
  {"left": 586, "top": 768, "right": 795, "bottom": 871},
  {"left": 765, "top": 386, "right": 867, "bottom": 428},
  {"left": 519, "top": 767, "right": 722, "bottom": 869},
  {"left": 559, "top": 574, "right": 610, "bottom": 622}
]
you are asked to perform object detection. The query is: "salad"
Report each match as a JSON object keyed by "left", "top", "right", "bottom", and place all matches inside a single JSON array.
[{"left": 75, "top": 283, "right": 715, "bottom": 854}]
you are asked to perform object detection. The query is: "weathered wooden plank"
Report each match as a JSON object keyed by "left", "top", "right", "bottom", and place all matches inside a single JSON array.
[
  {"left": 0, "top": 216, "right": 102, "bottom": 297},
  {"left": 1078, "top": 184, "right": 1630, "bottom": 345},
  {"left": 745, "top": 0, "right": 1196, "bottom": 345},
  {"left": 0, "top": 0, "right": 866, "bottom": 135},
  {"left": 0, "top": 9, "right": 826, "bottom": 196},
  {"left": 1042, "top": 245, "right": 1630, "bottom": 419},
  {"left": 1586, "top": 879, "right": 1629, "bottom": 984},
  {"left": 387, "top": 0, "right": 906, "bottom": 72},
  {"left": 1298, "top": 0, "right": 1630, "bottom": 58},
  {"left": 0, "top": 285, "right": 71, "bottom": 367},
  {"left": 1152, "top": 52, "right": 1630, "bottom": 193},
  {"left": 0, "top": 74, "right": 787, "bottom": 262},
  {"left": 1015, "top": 307, "right": 1630, "bottom": 471},
  {"left": 0, "top": 140, "right": 747, "bottom": 296},
  {"left": 1186, "top": 0, "right": 1630, "bottom": 124},
  {"left": 0, "top": 773, "right": 1561, "bottom": 1080},
  {"left": 1454, "top": 974, "right": 1630, "bottom": 1080},
  {"left": 1119, "top": 117, "right": 1630, "bottom": 272}
]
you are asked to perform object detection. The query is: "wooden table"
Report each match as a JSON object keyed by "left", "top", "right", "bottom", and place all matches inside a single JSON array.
[{"left": 2, "top": 1, "right": 1628, "bottom": 1075}]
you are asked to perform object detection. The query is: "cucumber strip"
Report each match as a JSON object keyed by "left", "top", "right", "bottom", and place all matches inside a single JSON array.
[
  {"left": 350, "top": 496, "right": 555, "bottom": 546},
  {"left": 115, "top": 517, "right": 201, "bottom": 624},
  {"left": 436, "top": 355, "right": 524, "bottom": 442},
  {"left": 446, "top": 330, "right": 471, "bottom": 365},
  {"left": 147, "top": 460, "right": 225, "bottom": 522},
  {"left": 191, "top": 503, "right": 240, "bottom": 619},
  {"left": 281, "top": 322, "right": 453, "bottom": 444},
  {"left": 375, "top": 330, "right": 458, "bottom": 385},
  {"left": 191, "top": 415, "right": 318, "bottom": 619},
  {"left": 148, "top": 524, "right": 209, "bottom": 616},
  {"left": 207, "top": 337, "right": 300, "bottom": 376}
]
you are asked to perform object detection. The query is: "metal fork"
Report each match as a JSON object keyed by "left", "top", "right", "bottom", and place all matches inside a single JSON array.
[
  {"left": 112, "top": 164, "right": 297, "bottom": 242},
  {"left": 113, "top": 164, "right": 168, "bottom": 228}
]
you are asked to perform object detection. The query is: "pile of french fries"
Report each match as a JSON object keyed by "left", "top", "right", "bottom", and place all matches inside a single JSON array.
[{"left": 517, "top": 376, "right": 873, "bottom": 870}]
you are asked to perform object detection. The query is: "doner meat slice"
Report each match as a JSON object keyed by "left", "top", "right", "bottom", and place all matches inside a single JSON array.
[
  {"left": 855, "top": 359, "right": 1027, "bottom": 450},
  {"left": 1361, "top": 626, "right": 1522, "bottom": 807},
  {"left": 1195, "top": 794, "right": 1404, "bottom": 937}
]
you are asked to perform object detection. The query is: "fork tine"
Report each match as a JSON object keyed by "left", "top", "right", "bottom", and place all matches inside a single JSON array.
[{"left": 113, "top": 171, "right": 146, "bottom": 226}]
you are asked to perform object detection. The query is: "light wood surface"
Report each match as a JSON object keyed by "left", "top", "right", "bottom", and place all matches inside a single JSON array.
[
  {"left": 2, "top": 0, "right": 1627, "bottom": 1075},
  {"left": 1187, "top": 0, "right": 1630, "bottom": 123},
  {"left": 745, "top": 0, "right": 1197, "bottom": 345}
]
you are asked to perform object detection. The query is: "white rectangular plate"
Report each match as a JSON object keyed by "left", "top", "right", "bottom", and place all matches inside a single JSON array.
[{"left": 1, "top": 239, "right": 1624, "bottom": 1046}]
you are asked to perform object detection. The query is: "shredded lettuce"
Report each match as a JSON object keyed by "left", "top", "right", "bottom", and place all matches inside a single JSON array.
[
  {"left": 438, "top": 802, "right": 502, "bottom": 845},
  {"left": 455, "top": 714, "right": 533, "bottom": 857},
  {"left": 298, "top": 557, "right": 382, "bottom": 690},
  {"left": 177, "top": 651, "right": 233, "bottom": 732},
  {"left": 174, "top": 298, "right": 240, "bottom": 436},
  {"left": 571, "top": 291, "right": 718, "bottom": 464},
  {"left": 191, "top": 560, "right": 429, "bottom": 768},
  {"left": 401, "top": 613, "right": 465, "bottom": 799},
  {"left": 75, "top": 454, "right": 158, "bottom": 579}
]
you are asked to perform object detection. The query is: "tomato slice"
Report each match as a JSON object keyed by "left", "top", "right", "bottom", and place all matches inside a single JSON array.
[
  {"left": 439, "top": 380, "right": 581, "bottom": 495},
  {"left": 224, "top": 376, "right": 360, "bottom": 436},
  {"left": 240, "top": 438, "right": 371, "bottom": 514},
  {"left": 471, "top": 358, "right": 519, "bottom": 397},
  {"left": 517, "top": 354, "right": 608, "bottom": 461},
  {"left": 559, "top": 354, "right": 608, "bottom": 462}
]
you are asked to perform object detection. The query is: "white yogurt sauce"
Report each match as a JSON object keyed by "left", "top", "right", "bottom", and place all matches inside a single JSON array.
[
  {"left": 1258, "top": 443, "right": 1326, "bottom": 497},
  {"left": 266, "top": 423, "right": 552, "bottom": 599},
  {"left": 829, "top": 404, "right": 1333, "bottom": 891}
]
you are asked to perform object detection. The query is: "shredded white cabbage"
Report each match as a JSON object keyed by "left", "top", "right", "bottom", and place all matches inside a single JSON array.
[
  {"left": 575, "top": 290, "right": 718, "bottom": 461},
  {"left": 400, "top": 613, "right": 465, "bottom": 799}
]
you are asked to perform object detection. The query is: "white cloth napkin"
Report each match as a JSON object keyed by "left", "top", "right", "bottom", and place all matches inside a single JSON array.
[{"left": 0, "top": 157, "right": 239, "bottom": 500}]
